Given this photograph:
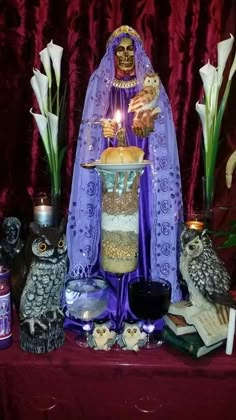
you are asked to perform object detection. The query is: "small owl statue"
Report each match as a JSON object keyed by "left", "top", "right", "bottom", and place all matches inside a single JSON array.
[
  {"left": 87, "top": 322, "right": 116, "bottom": 351},
  {"left": 128, "top": 73, "right": 161, "bottom": 137},
  {"left": 15, "top": 219, "right": 68, "bottom": 353},
  {"left": 117, "top": 322, "right": 147, "bottom": 352},
  {"left": 128, "top": 73, "right": 160, "bottom": 115},
  {"left": 180, "top": 226, "right": 235, "bottom": 310}
]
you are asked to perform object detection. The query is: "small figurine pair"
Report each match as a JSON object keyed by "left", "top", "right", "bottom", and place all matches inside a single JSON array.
[{"left": 87, "top": 322, "right": 147, "bottom": 352}]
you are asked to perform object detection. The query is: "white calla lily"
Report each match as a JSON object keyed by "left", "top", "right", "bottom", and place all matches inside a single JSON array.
[
  {"left": 47, "top": 40, "right": 63, "bottom": 87},
  {"left": 47, "top": 112, "right": 59, "bottom": 154},
  {"left": 30, "top": 41, "right": 66, "bottom": 206},
  {"left": 30, "top": 75, "right": 44, "bottom": 115},
  {"left": 195, "top": 102, "right": 208, "bottom": 152},
  {"left": 33, "top": 68, "right": 49, "bottom": 113},
  {"left": 39, "top": 47, "right": 52, "bottom": 87},
  {"left": 229, "top": 51, "right": 236, "bottom": 80},
  {"left": 217, "top": 33, "right": 234, "bottom": 86},
  {"left": 196, "top": 34, "right": 236, "bottom": 209},
  {"left": 208, "top": 77, "right": 218, "bottom": 115},
  {"left": 30, "top": 109, "right": 50, "bottom": 155},
  {"left": 199, "top": 61, "right": 216, "bottom": 102}
]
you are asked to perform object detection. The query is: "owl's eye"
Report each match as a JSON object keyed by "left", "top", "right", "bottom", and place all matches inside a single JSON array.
[
  {"left": 38, "top": 242, "right": 47, "bottom": 252},
  {"left": 127, "top": 328, "right": 131, "bottom": 333},
  {"left": 134, "top": 328, "right": 137, "bottom": 333},
  {"left": 58, "top": 239, "right": 64, "bottom": 248},
  {"left": 102, "top": 328, "right": 106, "bottom": 333}
]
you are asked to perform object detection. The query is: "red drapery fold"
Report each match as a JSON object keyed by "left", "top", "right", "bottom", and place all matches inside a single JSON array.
[{"left": 0, "top": 0, "right": 236, "bottom": 233}]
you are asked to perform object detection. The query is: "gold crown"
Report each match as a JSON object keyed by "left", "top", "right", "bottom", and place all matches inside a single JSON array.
[{"left": 107, "top": 25, "right": 142, "bottom": 46}]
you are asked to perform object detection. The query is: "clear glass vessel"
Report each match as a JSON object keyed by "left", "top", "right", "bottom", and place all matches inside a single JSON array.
[{"left": 99, "top": 168, "right": 141, "bottom": 274}]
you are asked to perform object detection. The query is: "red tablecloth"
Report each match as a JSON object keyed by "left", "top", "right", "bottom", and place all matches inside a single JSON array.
[{"left": 1, "top": 321, "right": 236, "bottom": 420}]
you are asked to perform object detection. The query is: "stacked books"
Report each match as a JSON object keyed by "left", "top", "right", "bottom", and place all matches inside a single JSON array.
[{"left": 163, "top": 302, "right": 227, "bottom": 358}]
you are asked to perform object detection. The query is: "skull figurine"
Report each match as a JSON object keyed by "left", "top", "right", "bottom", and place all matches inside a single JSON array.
[{"left": 115, "top": 37, "right": 135, "bottom": 73}]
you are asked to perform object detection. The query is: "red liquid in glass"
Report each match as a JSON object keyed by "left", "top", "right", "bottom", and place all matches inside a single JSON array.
[{"left": 129, "top": 280, "right": 171, "bottom": 320}]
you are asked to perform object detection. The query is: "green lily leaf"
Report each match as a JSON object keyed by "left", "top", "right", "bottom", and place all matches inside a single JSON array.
[{"left": 222, "top": 233, "right": 236, "bottom": 248}]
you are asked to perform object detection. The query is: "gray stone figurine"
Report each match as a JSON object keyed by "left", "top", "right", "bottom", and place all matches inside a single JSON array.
[
  {"left": 13, "top": 219, "right": 67, "bottom": 353},
  {"left": 179, "top": 226, "right": 235, "bottom": 310},
  {"left": 0, "top": 217, "right": 24, "bottom": 267}
]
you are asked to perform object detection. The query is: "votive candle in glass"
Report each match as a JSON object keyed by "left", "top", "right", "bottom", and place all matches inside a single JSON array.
[
  {"left": 33, "top": 193, "right": 53, "bottom": 226},
  {"left": 33, "top": 205, "right": 53, "bottom": 226}
]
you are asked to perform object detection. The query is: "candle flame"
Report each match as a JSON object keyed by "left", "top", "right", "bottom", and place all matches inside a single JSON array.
[{"left": 114, "top": 110, "right": 122, "bottom": 125}]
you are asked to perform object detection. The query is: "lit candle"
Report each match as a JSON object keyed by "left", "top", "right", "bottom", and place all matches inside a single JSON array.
[
  {"left": 185, "top": 220, "right": 205, "bottom": 231},
  {"left": 114, "top": 110, "right": 122, "bottom": 129},
  {"left": 33, "top": 205, "right": 53, "bottom": 226}
]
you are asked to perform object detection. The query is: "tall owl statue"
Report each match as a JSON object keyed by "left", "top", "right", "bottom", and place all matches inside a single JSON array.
[
  {"left": 179, "top": 226, "right": 236, "bottom": 310},
  {"left": 15, "top": 219, "right": 67, "bottom": 353}
]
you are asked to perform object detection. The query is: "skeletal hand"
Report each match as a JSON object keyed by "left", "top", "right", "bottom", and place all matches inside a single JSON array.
[
  {"left": 101, "top": 119, "right": 118, "bottom": 138},
  {"left": 132, "top": 108, "right": 160, "bottom": 137}
]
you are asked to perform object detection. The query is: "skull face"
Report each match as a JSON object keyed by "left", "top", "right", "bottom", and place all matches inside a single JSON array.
[{"left": 115, "top": 37, "right": 135, "bottom": 73}]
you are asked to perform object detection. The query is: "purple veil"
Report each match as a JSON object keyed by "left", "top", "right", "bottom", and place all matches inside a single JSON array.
[{"left": 66, "top": 26, "right": 183, "bottom": 303}]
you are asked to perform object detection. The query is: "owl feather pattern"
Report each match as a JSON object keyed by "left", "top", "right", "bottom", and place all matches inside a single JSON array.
[
  {"left": 180, "top": 227, "right": 235, "bottom": 309},
  {"left": 19, "top": 220, "right": 68, "bottom": 335}
]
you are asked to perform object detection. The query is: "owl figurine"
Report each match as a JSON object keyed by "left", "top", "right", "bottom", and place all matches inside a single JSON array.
[
  {"left": 180, "top": 226, "right": 235, "bottom": 310},
  {"left": 117, "top": 322, "right": 147, "bottom": 352},
  {"left": 128, "top": 73, "right": 161, "bottom": 117},
  {"left": 128, "top": 73, "right": 161, "bottom": 137},
  {"left": 16, "top": 220, "right": 68, "bottom": 353},
  {"left": 87, "top": 322, "right": 116, "bottom": 351}
]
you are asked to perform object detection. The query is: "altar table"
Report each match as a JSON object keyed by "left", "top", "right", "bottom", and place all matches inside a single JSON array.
[{"left": 0, "top": 320, "right": 236, "bottom": 420}]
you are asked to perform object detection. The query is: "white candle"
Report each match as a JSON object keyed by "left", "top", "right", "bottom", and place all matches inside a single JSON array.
[
  {"left": 226, "top": 307, "right": 236, "bottom": 355},
  {"left": 34, "top": 205, "right": 53, "bottom": 227},
  {"left": 114, "top": 110, "right": 122, "bottom": 129}
]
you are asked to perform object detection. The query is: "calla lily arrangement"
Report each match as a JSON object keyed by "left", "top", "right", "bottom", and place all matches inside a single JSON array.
[
  {"left": 30, "top": 40, "right": 66, "bottom": 200},
  {"left": 196, "top": 34, "right": 236, "bottom": 210}
]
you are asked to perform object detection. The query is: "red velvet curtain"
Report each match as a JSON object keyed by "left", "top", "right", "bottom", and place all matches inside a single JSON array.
[{"left": 1, "top": 0, "right": 236, "bottom": 228}]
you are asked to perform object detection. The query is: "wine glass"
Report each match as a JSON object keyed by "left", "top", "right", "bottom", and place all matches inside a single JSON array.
[
  {"left": 128, "top": 277, "right": 171, "bottom": 348},
  {"left": 65, "top": 277, "right": 109, "bottom": 347}
]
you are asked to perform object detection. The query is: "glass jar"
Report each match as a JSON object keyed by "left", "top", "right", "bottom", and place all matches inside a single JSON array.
[
  {"left": 33, "top": 192, "right": 53, "bottom": 227},
  {"left": 99, "top": 169, "right": 141, "bottom": 274}
]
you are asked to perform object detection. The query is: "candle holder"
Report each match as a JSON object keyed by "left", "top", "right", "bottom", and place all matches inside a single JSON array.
[
  {"left": 33, "top": 193, "right": 53, "bottom": 227},
  {"left": 185, "top": 220, "right": 205, "bottom": 231}
]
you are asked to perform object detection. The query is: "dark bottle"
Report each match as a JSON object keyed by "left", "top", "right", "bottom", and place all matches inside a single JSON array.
[{"left": 0, "top": 265, "right": 12, "bottom": 349}]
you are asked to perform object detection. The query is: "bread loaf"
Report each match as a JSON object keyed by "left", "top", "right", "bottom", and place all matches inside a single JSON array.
[{"left": 100, "top": 146, "right": 144, "bottom": 164}]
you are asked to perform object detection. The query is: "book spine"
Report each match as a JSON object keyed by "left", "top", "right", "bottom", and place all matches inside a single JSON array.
[{"left": 162, "top": 328, "right": 199, "bottom": 357}]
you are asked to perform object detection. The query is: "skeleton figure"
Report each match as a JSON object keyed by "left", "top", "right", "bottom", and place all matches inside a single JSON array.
[
  {"left": 180, "top": 226, "right": 235, "bottom": 310},
  {"left": 19, "top": 220, "right": 67, "bottom": 335},
  {"left": 115, "top": 37, "right": 135, "bottom": 74},
  {"left": 66, "top": 25, "right": 183, "bottom": 323}
]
